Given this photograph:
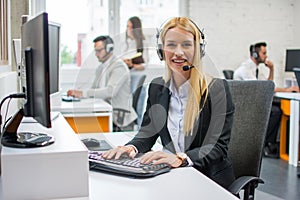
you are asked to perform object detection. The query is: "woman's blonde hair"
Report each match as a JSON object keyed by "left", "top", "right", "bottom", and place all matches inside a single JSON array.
[{"left": 159, "top": 17, "right": 208, "bottom": 135}]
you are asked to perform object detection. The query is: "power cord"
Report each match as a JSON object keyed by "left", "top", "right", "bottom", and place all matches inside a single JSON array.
[{"left": 0, "top": 93, "right": 26, "bottom": 137}]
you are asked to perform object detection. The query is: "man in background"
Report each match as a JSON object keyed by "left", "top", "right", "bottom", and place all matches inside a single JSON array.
[
  {"left": 67, "top": 35, "right": 137, "bottom": 129},
  {"left": 234, "top": 42, "right": 299, "bottom": 158}
]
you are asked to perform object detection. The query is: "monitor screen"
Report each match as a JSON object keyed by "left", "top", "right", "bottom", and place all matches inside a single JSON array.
[
  {"left": 285, "top": 49, "right": 300, "bottom": 72},
  {"left": 21, "top": 12, "right": 51, "bottom": 128},
  {"left": 48, "top": 22, "right": 61, "bottom": 94}
]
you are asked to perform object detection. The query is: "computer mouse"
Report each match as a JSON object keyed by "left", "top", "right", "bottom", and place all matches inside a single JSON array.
[{"left": 81, "top": 138, "right": 100, "bottom": 148}]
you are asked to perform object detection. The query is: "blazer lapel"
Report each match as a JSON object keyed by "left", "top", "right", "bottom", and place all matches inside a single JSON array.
[{"left": 156, "top": 83, "right": 176, "bottom": 153}]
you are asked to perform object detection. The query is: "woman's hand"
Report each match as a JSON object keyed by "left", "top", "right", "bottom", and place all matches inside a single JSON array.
[
  {"left": 140, "top": 151, "right": 182, "bottom": 168},
  {"left": 102, "top": 145, "right": 137, "bottom": 159}
]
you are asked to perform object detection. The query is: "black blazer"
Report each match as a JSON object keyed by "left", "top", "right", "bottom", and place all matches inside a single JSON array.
[{"left": 127, "top": 77, "right": 235, "bottom": 189}]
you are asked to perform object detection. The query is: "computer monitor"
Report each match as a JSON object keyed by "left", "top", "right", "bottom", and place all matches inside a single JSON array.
[
  {"left": 15, "top": 21, "right": 62, "bottom": 109},
  {"left": 1, "top": 12, "right": 54, "bottom": 148},
  {"left": 48, "top": 21, "right": 62, "bottom": 110},
  {"left": 285, "top": 49, "right": 300, "bottom": 72},
  {"left": 48, "top": 21, "right": 61, "bottom": 95}
]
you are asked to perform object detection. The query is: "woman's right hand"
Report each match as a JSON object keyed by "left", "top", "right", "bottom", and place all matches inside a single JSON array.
[{"left": 102, "top": 145, "right": 137, "bottom": 159}]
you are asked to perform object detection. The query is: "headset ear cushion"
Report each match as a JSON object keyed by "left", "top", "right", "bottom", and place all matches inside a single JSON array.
[
  {"left": 157, "top": 44, "right": 164, "bottom": 61},
  {"left": 106, "top": 44, "right": 114, "bottom": 53},
  {"left": 252, "top": 52, "right": 258, "bottom": 58},
  {"left": 200, "top": 43, "right": 205, "bottom": 58}
]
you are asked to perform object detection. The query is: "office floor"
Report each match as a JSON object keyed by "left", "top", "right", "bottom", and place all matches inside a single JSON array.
[{"left": 255, "top": 157, "right": 300, "bottom": 200}]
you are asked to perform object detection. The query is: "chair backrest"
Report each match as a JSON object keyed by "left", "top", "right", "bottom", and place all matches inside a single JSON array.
[
  {"left": 227, "top": 80, "right": 274, "bottom": 179},
  {"left": 130, "top": 73, "right": 146, "bottom": 111},
  {"left": 223, "top": 70, "right": 234, "bottom": 80}
]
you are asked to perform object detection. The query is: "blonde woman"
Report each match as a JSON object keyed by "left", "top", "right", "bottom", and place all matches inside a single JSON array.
[{"left": 103, "top": 17, "right": 235, "bottom": 189}]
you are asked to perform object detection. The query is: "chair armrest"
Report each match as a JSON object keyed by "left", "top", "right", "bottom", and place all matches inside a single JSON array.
[
  {"left": 228, "top": 176, "right": 264, "bottom": 195},
  {"left": 114, "top": 108, "right": 130, "bottom": 124}
]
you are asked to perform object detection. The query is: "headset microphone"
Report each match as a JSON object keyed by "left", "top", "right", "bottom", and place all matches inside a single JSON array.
[{"left": 182, "top": 65, "right": 194, "bottom": 71}]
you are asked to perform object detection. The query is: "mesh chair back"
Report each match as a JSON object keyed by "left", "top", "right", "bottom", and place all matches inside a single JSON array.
[{"left": 227, "top": 80, "right": 274, "bottom": 179}]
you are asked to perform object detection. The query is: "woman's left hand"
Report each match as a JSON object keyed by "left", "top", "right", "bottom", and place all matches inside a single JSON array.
[
  {"left": 140, "top": 151, "right": 182, "bottom": 168},
  {"left": 123, "top": 59, "right": 133, "bottom": 68}
]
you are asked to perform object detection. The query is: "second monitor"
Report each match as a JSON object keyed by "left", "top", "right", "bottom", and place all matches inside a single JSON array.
[{"left": 285, "top": 49, "right": 300, "bottom": 72}]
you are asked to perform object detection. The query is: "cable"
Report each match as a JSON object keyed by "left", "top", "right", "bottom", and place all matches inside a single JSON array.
[
  {"left": 4, "top": 98, "right": 12, "bottom": 126},
  {"left": 0, "top": 93, "right": 26, "bottom": 137},
  {"left": 2, "top": 98, "right": 12, "bottom": 133},
  {"left": 3, "top": 116, "right": 12, "bottom": 133}
]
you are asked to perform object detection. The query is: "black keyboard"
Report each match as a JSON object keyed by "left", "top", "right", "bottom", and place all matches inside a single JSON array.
[{"left": 88, "top": 151, "right": 171, "bottom": 178}]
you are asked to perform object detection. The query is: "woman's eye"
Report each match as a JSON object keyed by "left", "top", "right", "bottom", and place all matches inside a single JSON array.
[
  {"left": 182, "top": 43, "right": 192, "bottom": 47},
  {"left": 166, "top": 43, "right": 176, "bottom": 47}
]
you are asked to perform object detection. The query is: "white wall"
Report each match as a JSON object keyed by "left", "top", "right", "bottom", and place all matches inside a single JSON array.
[
  {"left": 189, "top": 0, "right": 299, "bottom": 86},
  {"left": 294, "top": 0, "right": 300, "bottom": 46}
]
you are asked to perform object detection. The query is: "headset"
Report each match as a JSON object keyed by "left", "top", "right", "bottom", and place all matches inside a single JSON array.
[
  {"left": 156, "top": 18, "right": 206, "bottom": 61},
  {"left": 251, "top": 44, "right": 259, "bottom": 60},
  {"left": 103, "top": 35, "right": 114, "bottom": 53}
]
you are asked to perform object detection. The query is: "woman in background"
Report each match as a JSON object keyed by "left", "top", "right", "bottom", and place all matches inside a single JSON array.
[{"left": 122, "top": 16, "right": 147, "bottom": 70}]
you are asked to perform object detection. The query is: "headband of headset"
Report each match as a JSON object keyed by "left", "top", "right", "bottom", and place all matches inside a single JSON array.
[{"left": 156, "top": 18, "right": 206, "bottom": 61}]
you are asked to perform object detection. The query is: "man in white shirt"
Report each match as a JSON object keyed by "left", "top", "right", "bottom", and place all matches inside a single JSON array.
[
  {"left": 234, "top": 42, "right": 299, "bottom": 92},
  {"left": 67, "top": 36, "right": 137, "bottom": 129},
  {"left": 234, "top": 42, "right": 299, "bottom": 158}
]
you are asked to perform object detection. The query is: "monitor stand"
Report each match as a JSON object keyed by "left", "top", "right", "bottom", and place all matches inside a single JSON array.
[{"left": 1, "top": 109, "right": 54, "bottom": 148}]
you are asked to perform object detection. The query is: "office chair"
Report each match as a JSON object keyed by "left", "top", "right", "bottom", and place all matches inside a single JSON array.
[
  {"left": 227, "top": 80, "right": 274, "bottom": 200},
  {"left": 130, "top": 73, "right": 146, "bottom": 113},
  {"left": 223, "top": 70, "right": 234, "bottom": 80},
  {"left": 114, "top": 73, "right": 146, "bottom": 131}
]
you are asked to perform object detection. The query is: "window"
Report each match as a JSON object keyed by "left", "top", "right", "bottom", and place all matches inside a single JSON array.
[
  {"left": 46, "top": 0, "right": 181, "bottom": 67},
  {"left": 119, "top": 0, "right": 179, "bottom": 31}
]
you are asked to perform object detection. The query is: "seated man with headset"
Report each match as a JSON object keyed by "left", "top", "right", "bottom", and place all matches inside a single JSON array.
[
  {"left": 234, "top": 42, "right": 299, "bottom": 158},
  {"left": 67, "top": 35, "right": 137, "bottom": 129}
]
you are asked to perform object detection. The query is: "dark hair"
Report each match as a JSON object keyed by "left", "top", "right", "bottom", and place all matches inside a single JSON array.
[
  {"left": 126, "top": 16, "right": 145, "bottom": 54},
  {"left": 249, "top": 42, "right": 267, "bottom": 56},
  {"left": 93, "top": 35, "right": 114, "bottom": 46}
]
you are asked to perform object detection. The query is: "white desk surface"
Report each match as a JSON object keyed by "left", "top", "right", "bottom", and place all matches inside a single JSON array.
[
  {"left": 275, "top": 92, "right": 300, "bottom": 101},
  {"left": 0, "top": 131, "right": 238, "bottom": 200},
  {"left": 0, "top": 114, "right": 89, "bottom": 199},
  {"left": 74, "top": 132, "right": 239, "bottom": 200},
  {"left": 274, "top": 92, "right": 300, "bottom": 166},
  {"left": 52, "top": 98, "right": 112, "bottom": 113}
]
